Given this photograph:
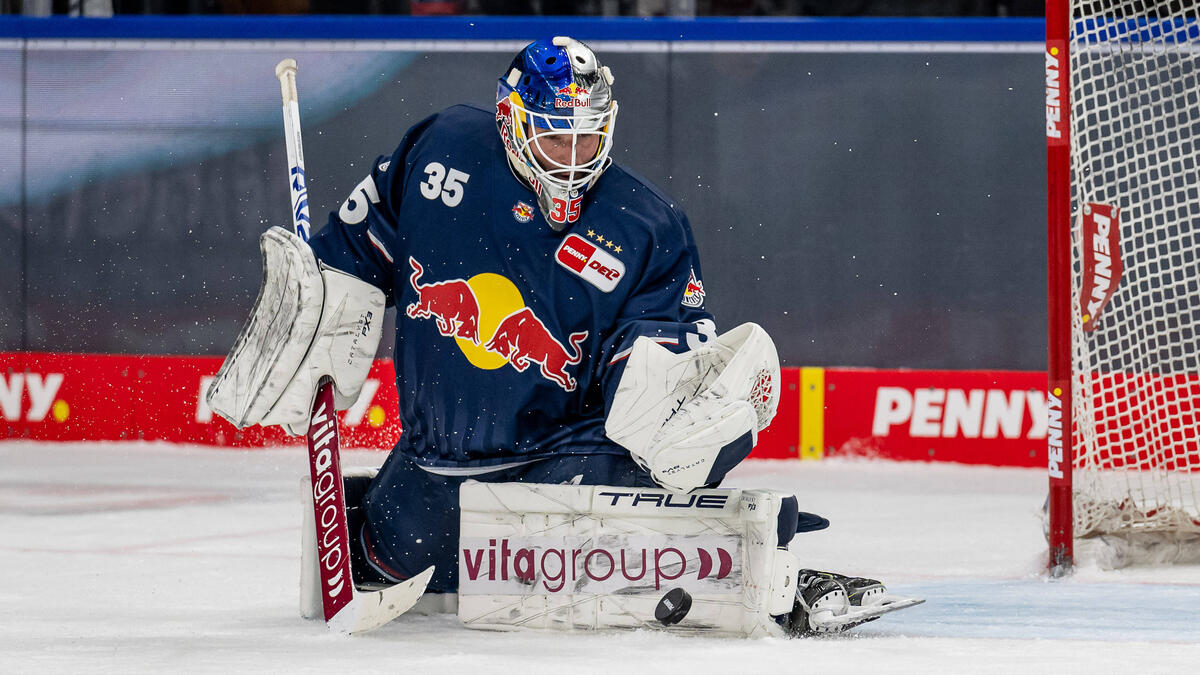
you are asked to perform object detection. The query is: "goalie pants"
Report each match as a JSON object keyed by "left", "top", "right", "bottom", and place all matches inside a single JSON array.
[{"left": 359, "top": 452, "right": 659, "bottom": 593}]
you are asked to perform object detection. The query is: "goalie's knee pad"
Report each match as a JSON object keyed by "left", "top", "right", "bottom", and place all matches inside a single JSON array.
[{"left": 456, "top": 482, "right": 803, "bottom": 637}]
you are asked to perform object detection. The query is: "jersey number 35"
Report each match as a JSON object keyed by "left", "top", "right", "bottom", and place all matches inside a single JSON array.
[{"left": 419, "top": 162, "right": 470, "bottom": 208}]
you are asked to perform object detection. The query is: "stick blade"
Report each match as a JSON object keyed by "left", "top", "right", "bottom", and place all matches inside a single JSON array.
[{"left": 328, "top": 565, "right": 436, "bottom": 635}]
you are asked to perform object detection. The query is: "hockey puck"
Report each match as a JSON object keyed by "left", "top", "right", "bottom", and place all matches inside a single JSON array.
[{"left": 654, "top": 587, "right": 692, "bottom": 626}]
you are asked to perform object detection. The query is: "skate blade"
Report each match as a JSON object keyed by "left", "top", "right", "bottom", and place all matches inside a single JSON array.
[{"left": 808, "top": 594, "right": 925, "bottom": 632}]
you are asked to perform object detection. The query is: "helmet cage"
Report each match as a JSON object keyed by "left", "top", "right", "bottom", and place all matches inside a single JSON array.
[
  {"left": 495, "top": 37, "right": 618, "bottom": 229},
  {"left": 502, "top": 92, "right": 617, "bottom": 198}
]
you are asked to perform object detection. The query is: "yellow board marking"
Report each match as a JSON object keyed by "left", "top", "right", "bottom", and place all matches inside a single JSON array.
[
  {"left": 799, "top": 367, "right": 825, "bottom": 460},
  {"left": 367, "top": 405, "right": 386, "bottom": 428}
]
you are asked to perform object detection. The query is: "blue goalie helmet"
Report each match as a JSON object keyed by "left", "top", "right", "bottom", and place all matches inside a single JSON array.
[{"left": 496, "top": 37, "right": 618, "bottom": 230}]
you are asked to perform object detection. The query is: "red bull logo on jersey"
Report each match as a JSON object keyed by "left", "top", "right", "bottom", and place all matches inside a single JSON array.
[
  {"left": 404, "top": 260, "right": 588, "bottom": 392},
  {"left": 486, "top": 307, "right": 588, "bottom": 392},
  {"left": 407, "top": 257, "right": 481, "bottom": 344},
  {"left": 682, "top": 268, "right": 705, "bottom": 308},
  {"left": 554, "top": 82, "right": 591, "bottom": 108}
]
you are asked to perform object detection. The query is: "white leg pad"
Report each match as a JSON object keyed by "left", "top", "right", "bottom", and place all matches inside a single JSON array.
[{"left": 458, "top": 482, "right": 801, "bottom": 637}]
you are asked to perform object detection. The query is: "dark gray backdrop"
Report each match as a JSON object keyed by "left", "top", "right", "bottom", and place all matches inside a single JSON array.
[{"left": 0, "top": 45, "right": 1044, "bottom": 369}]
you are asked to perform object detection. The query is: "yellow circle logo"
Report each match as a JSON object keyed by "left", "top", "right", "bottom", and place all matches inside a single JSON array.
[{"left": 455, "top": 273, "right": 525, "bottom": 369}]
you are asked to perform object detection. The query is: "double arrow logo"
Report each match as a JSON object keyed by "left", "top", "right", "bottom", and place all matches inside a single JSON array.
[{"left": 695, "top": 547, "right": 734, "bottom": 580}]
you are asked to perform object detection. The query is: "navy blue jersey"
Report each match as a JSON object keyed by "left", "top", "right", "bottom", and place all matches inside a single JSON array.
[{"left": 309, "top": 104, "right": 714, "bottom": 472}]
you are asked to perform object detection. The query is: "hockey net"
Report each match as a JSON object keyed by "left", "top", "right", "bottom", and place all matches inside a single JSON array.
[{"left": 1047, "top": 1, "right": 1200, "bottom": 569}]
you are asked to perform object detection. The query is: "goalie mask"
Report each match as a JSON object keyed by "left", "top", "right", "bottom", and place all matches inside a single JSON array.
[{"left": 496, "top": 37, "right": 618, "bottom": 230}]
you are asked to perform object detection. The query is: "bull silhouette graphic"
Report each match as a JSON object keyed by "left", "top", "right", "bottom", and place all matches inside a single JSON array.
[
  {"left": 406, "top": 257, "right": 481, "bottom": 344},
  {"left": 485, "top": 307, "right": 588, "bottom": 392}
]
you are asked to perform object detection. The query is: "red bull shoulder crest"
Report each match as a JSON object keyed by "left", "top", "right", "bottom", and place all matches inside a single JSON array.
[
  {"left": 512, "top": 201, "right": 535, "bottom": 223},
  {"left": 682, "top": 268, "right": 705, "bottom": 308}
]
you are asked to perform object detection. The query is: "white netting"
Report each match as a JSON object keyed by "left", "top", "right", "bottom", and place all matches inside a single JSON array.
[{"left": 1068, "top": 3, "right": 1200, "bottom": 543}]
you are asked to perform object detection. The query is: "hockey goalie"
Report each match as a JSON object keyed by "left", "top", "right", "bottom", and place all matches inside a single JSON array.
[{"left": 208, "top": 36, "right": 922, "bottom": 637}]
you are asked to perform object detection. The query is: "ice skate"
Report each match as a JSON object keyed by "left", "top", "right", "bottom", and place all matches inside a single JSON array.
[{"left": 786, "top": 569, "right": 924, "bottom": 635}]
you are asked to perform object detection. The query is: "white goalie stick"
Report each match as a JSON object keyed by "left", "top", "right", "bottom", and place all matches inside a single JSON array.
[{"left": 274, "top": 58, "right": 433, "bottom": 634}]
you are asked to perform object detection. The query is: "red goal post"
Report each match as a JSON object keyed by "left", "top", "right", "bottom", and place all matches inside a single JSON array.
[
  {"left": 1045, "top": 0, "right": 1073, "bottom": 573},
  {"left": 1046, "top": 1, "right": 1200, "bottom": 573}
]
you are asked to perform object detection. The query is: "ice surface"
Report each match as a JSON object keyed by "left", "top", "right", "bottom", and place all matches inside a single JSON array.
[{"left": 3, "top": 442, "right": 1199, "bottom": 673}]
